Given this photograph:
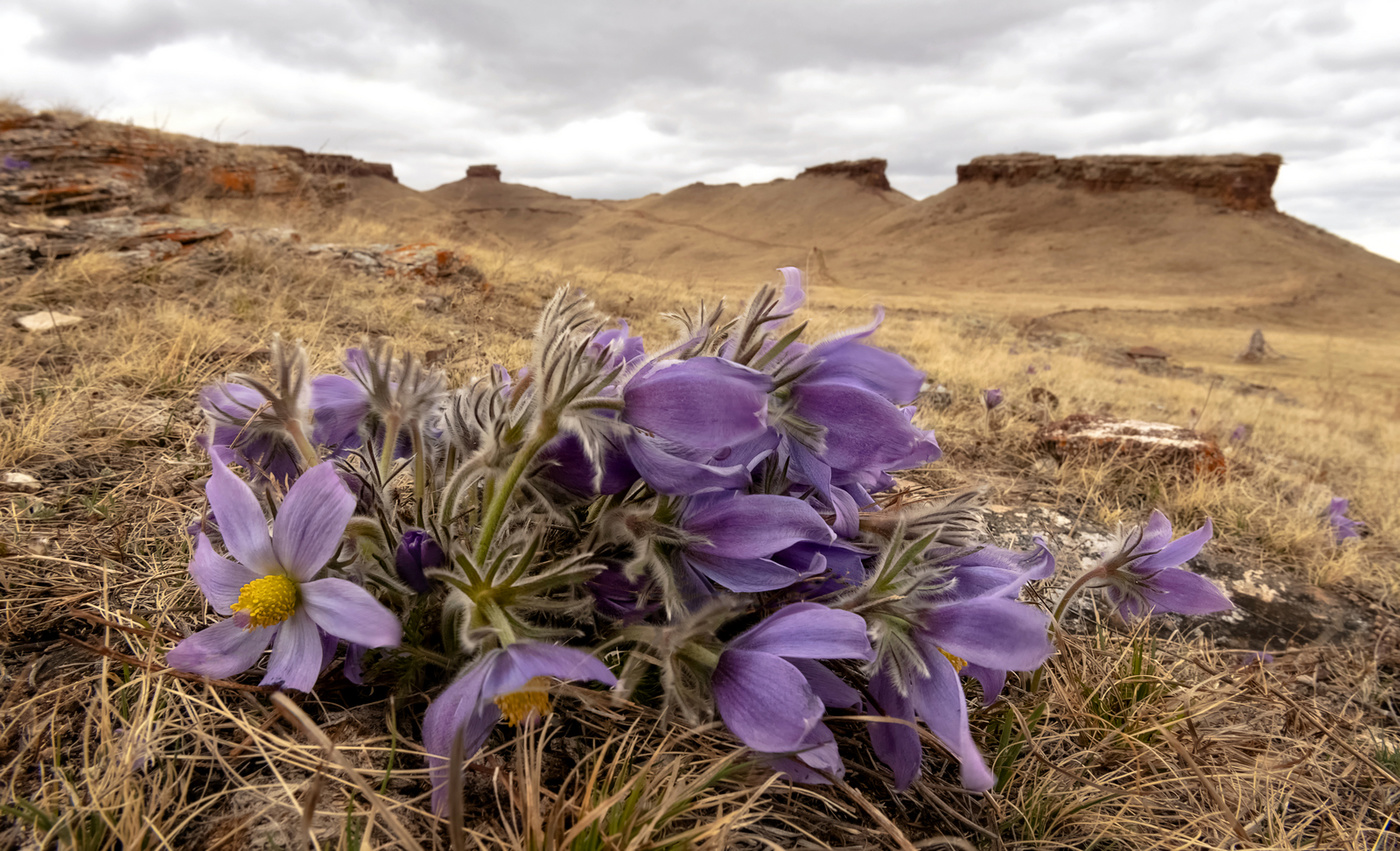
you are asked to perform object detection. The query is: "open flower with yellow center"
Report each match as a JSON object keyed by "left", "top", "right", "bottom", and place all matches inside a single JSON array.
[
  {"left": 423, "top": 643, "right": 616, "bottom": 816},
  {"left": 167, "top": 461, "right": 402, "bottom": 691}
]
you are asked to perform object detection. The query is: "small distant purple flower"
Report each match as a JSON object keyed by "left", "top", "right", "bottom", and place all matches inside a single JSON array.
[
  {"left": 982, "top": 388, "right": 1003, "bottom": 410},
  {"left": 712, "top": 603, "right": 873, "bottom": 781},
  {"left": 166, "top": 462, "right": 402, "bottom": 691},
  {"left": 1328, "top": 497, "right": 1363, "bottom": 542},
  {"left": 395, "top": 529, "right": 445, "bottom": 593},
  {"left": 423, "top": 643, "right": 616, "bottom": 815},
  {"left": 3, "top": 156, "right": 30, "bottom": 171},
  {"left": 1026, "top": 365, "right": 1037, "bottom": 375},
  {"left": 1229, "top": 424, "right": 1250, "bottom": 444},
  {"left": 1236, "top": 650, "right": 1274, "bottom": 668},
  {"left": 1088, "top": 511, "right": 1232, "bottom": 619}
]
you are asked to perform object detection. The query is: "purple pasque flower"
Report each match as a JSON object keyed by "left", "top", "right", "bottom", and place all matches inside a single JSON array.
[
  {"left": 771, "top": 305, "right": 939, "bottom": 535},
  {"left": 866, "top": 591, "right": 1054, "bottom": 791},
  {"left": 589, "top": 319, "right": 646, "bottom": 368},
  {"left": 3, "top": 155, "right": 30, "bottom": 170},
  {"left": 166, "top": 462, "right": 402, "bottom": 691},
  {"left": 1328, "top": 497, "right": 1363, "bottom": 542},
  {"left": 620, "top": 357, "right": 772, "bottom": 451},
  {"left": 1088, "top": 511, "right": 1231, "bottom": 619},
  {"left": 394, "top": 529, "right": 445, "bottom": 593},
  {"left": 712, "top": 603, "right": 872, "bottom": 781},
  {"left": 937, "top": 537, "right": 1056, "bottom": 704},
  {"left": 423, "top": 643, "right": 616, "bottom": 815},
  {"left": 671, "top": 492, "right": 837, "bottom": 598},
  {"left": 982, "top": 388, "right": 1004, "bottom": 410}
]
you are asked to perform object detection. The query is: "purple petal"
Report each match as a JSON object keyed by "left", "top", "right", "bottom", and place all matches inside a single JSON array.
[
  {"left": 343, "top": 644, "right": 366, "bottom": 684},
  {"left": 908, "top": 647, "right": 996, "bottom": 792},
  {"left": 806, "top": 337, "right": 925, "bottom": 404},
  {"left": 626, "top": 433, "right": 751, "bottom": 495},
  {"left": 963, "top": 663, "right": 1008, "bottom": 707},
  {"left": 622, "top": 358, "right": 772, "bottom": 450},
  {"left": 262, "top": 610, "right": 324, "bottom": 691},
  {"left": 310, "top": 374, "right": 368, "bottom": 448},
  {"left": 1140, "top": 567, "right": 1234, "bottom": 615},
  {"left": 867, "top": 671, "right": 922, "bottom": 790},
  {"left": 188, "top": 532, "right": 259, "bottom": 615},
  {"left": 271, "top": 462, "right": 354, "bottom": 581},
  {"left": 712, "top": 649, "right": 823, "bottom": 753},
  {"left": 1136, "top": 510, "right": 1175, "bottom": 552},
  {"left": 300, "top": 578, "right": 403, "bottom": 648},
  {"left": 922, "top": 597, "right": 1054, "bottom": 672},
  {"left": 166, "top": 616, "right": 273, "bottom": 680},
  {"left": 687, "top": 494, "right": 835, "bottom": 559},
  {"left": 496, "top": 643, "right": 617, "bottom": 694},
  {"left": 424, "top": 652, "right": 506, "bottom": 815},
  {"left": 206, "top": 461, "right": 277, "bottom": 574},
  {"left": 730, "top": 602, "right": 873, "bottom": 661},
  {"left": 1132, "top": 518, "right": 1212, "bottom": 574},
  {"left": 686, "top": 554, "right": 804, "bottom": 593},
  {"left": 792, "top": 382, "right": 928, "bottom": 473},
  {"left": 766, "top": 723, "right": 842, "bottom": 783},
  {"left": 789, "top": 658, "right": 861, "bottom": 709}
]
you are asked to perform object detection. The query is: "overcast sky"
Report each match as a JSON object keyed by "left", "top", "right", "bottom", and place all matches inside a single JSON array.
[{"left": 6, "top": 0, "right": 1400, "bottom": 260}]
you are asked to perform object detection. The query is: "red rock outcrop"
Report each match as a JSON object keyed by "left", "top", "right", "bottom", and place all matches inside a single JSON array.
[
  {"left": 1037, "top": 414, "right": 1227, "bottom": 478},
  {"left": 0, "top": 108, "right": 373, "bottom": 216},
  {"left": 264, "top": 147, "right": 397, "bottom": 182},
  {"left": 956, "top": 153, "right": 1282, "bottom": 211},
  {"left": 797, "top": 158, "right": 892, "bottom": 190},
  {"left": 466, "top": 164, "right": 502, "bottom": 181}
]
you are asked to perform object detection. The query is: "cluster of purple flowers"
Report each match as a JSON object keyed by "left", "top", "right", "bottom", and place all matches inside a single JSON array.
[{"left": 168, "top": 268, "right": 1233, "bottom": 816}]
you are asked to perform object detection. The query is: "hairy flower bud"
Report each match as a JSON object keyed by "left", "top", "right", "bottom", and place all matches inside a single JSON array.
[{"left": 395, "top": 529, "right": 445, "bottom": 593}]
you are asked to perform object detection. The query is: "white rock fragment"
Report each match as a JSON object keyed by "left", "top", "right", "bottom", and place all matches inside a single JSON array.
[
  {"left": 16, "top": 310, "right": 83, "bottom": 332},
  {"left": 1, "top": 471, "right": 41, "bottom": 492}
]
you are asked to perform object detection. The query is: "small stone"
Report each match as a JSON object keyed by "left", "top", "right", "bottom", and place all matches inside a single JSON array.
[
  {"left": 1, "top": 471, "right": 40, "bottom": 492},
  {"left": 16, "top": 310, "right": 83, "bottom": 332}
]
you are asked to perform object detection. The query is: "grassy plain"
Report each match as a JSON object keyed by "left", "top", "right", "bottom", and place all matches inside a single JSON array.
[{"left": 1, "top": 195, "right": 1397, "bottom": 848}]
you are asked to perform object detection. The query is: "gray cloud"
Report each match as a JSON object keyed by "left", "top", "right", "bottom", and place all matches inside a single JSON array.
[{"left": 8, "top": 0, "right": 1400, "bottom": 259}]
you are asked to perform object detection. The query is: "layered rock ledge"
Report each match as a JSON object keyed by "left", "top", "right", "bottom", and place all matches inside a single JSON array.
[
  {"left": 797, "top": 158, "right": 892, "bottom": 190},
  {"left": 956, "top": 153, "right": 1283, "bottom": 211}
]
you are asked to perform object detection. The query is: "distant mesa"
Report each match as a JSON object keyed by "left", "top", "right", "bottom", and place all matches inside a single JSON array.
[
  {"left": 797, "top": 158, "right": 892, "bottom": 191},
  {"left": 956, "top": 153, "right": 1283, "bottom": 212},
  {"left": 466, "top": 164, "right": 502, "bottom": 181}
]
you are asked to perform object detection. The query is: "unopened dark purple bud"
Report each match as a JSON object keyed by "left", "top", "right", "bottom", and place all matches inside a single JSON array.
[
  {"left": 395, "top": 529, "right": 444, "bottom": 593},
  {"left": 982, "top": 388, "right": 1003, "bottom": 410}
]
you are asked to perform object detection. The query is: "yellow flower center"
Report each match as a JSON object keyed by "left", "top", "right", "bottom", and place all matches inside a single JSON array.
[
  {"left": 940, "top": 649, "right": 969, "bottom": 673},
  {"left": 230, "top": 574, "right": 299, "bottom": 629},
  {"left": 493, "top": 677, "right": 553, "bottom": 726}
]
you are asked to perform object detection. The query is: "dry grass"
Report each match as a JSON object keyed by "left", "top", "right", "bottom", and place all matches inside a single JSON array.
[{"left": 2, "top": 201, "right": 1397, "bottom": 848}]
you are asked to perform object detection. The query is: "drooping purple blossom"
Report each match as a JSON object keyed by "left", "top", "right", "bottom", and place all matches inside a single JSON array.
[
  {"left": 982, "top": 388, "right": 1004, "bottom": 410},
  {"left": 1328, "top": 497, "right": 1363, "bottom": 542},
  {"left": 1087, "top": 511, "right": 1232, "bottom": 619},
  {"left": 867, "top": 593, "right": 1054, "bottom": 791},
  {"left": 621, "top": 357, "right": 772, "bottom": 450},
  {"left": 423, "top": 643, "right": 616, "bottom": 815},
  {"left": 712, "top": 603, "right": 873, "bottom": 781},
  {"left": 167, "top": 462, "right": 402, "bottom": 691},
  {"left": 672, "top": 492, "right": 837, "bottom": 597}
]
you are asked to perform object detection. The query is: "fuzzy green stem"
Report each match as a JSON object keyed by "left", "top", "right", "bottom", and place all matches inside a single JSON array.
[
  {"left": 283, "top": 418, "right": 319, "bottom": 470},
  {"left": 378, "top": 411, "right": 402, "bottom": 483},
  {"left": 472, "top": 412, "right": 559, "bottom": 566},
  {"left": 1028, "top": 566, "right": 1106, "bottom": 693}
]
